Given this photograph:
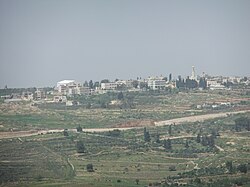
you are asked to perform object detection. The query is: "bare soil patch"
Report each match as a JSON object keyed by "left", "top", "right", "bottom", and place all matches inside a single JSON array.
[
  {"left": 0, "top": 110, "right": 249, "bottom": 139},
  {"left": 114, "top": 120, "right": 155, "bottom": 128}
]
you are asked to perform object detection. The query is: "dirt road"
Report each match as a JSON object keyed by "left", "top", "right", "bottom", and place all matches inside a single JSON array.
[
  {"left": 154, "top": 110, "right": 249, "bottom": 126},
  {"left": 0, "top": 110, "right": 249, "bottom": 139},
  {"left": 0, "top": 128, "right": 134, "bottom": 139}
]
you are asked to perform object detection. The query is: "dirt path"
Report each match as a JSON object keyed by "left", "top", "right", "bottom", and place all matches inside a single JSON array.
[
  {"left": 67, "top": 158, "right": 75, "bottom": 171},
  {"left": 0, "top": 128, "right": 134, "bottom": 139},
  {"left": 0, "top": 110, "right": 249, "bottom": 139},
  {"left": 154, "top": 110, "right": 249, "bottom": 126},
  {"left": 160, "top": 135, "right": 195, "bottom": 140},
  {"left": 215, "top": 145, "right": 224, "bottom": 152}
]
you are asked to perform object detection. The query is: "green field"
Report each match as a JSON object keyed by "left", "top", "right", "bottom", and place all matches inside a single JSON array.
[{"left": 0, "top": 90, "right": 250, "bottom": 186}]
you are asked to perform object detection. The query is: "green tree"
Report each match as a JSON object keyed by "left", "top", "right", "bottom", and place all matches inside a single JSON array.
[
  {"left": 196, "top": 133, "right": 201, "bottom": 143},
  {"left": 237, "top": 164, "right": 247, "bottom": 173},
  {"left": 83, "top": 81, "right": 88, "bottom": 87},
  {"left": 117, "top": 83, "right": 126, "bottom": 91},
  {"left": 185, "top": 140, "right": 189, "bottom": 148},
  {"left": 86, "top": 163, "right": 94, "bottom": 172},
  {"left": 211, "top": 129, "right": 219, "bottom": 138},
  {"left": 132, "top": 80, "right": 139, "bottom": 88},
  {"left": 194, "top": 178, "right": 201, "bottom": 184},
  {"left": 169, "top": 73, "right": 172, "bottom": 82},
  {"left": 155, "top": 133, "right": 160, "bottom": 143},
  {"left": 86, "top": 103, "right": 91, "bottom": 109},
  {"left": 89, "top": 80, "right": 93, "bottom": 89},
  {"left": 208, "top": 135, "right": 215, "bottom": 147},
  {"left": 226, "top": 161, "right": 233, "bottom": 173},
  {"left": 101, "top": 79, "right": 110, "bottom": 83},
  {"left": 117, "top": 92, "right": 124, "bottom": 100},
  {"left": 63, "top": 129, "right": 69, "bottom": 136},
  {"left": 199, "top": 77, "right": 207, "bottom": 89},
  {"left": 186, "top": 78, "right": 198, "bottom": 89},
  {"left": 176, "top": 75, "right": 185, "bottom": 88},
  {"left": 201, "top": 135, "right": 208, "bottom": 146},
  {"left": 144, "top": 127, "right": 151, "bottom": 142},
  {"left": 135, "top": 179, "right": 139, "bottom": 185},
  {"left": 76, "top": 140, "right": 86, "bottom": 153},
  {"left": 168, "top": 125, "right": 172, "bottom": 136},
  {"left": 139, "top": 82, "right": 148, "bottom": 90},
  {"left": 169, "top": 165, "right": 176, "bottom": 171},
  {"left": 93, "top": 81, "right": 100, "bottom": 88},
  {"left": 164, "top": 139, "right": 172, "bottom": 150},
  {"left": 76, "top": 125, "right": 82, "bottom": 132},
  {"left": 162, "top": 77, "right": 168, "bottom": 81}
]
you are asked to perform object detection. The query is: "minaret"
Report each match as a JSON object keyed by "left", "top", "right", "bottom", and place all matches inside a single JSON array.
[{"left": 191, "top": 66, "right": 196, "bottom": 80}]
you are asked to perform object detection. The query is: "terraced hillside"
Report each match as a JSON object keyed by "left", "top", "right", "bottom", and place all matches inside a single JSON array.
[{"left": 0, "top": 90, "right": 249, "bottom": 186}]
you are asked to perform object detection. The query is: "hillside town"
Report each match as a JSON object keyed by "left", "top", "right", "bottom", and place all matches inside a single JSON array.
[{"left": 1, "top": 67, "right": 249, "bottom": 105}]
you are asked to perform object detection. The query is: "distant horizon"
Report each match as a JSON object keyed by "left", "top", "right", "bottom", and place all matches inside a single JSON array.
[
  {"left": 1, "top": 70, "right": 248, "bottom": 89},
  {"left": 1, "top": 0, "right": 250, "bottom": 88}
]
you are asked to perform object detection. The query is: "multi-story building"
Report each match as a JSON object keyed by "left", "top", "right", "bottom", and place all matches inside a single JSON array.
[
  {"left": 101, "top": 82, "right": 117, "bottom": 90},
  {"left": 147, "top": 77, "right": 166, "bottom": 90},
  {"left": 207, "top": 80, "right": 225, "bottom": 90},
  {"left": 35, "top": 89, "right": 46, "bottom": 100},
  {"left": 125, "top": 80, "right": 135, "bottom": 89},
  {"left": 56, "top": 80, "right": 82, "bottom": 96}
]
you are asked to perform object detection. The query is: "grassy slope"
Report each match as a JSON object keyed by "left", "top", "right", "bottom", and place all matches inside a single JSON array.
[{"left": 0, "top": 90, "right": 249, "bottom": 186}]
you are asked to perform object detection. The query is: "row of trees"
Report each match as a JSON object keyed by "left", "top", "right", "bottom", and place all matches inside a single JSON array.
[
  {"left": 83, "top": 79, "right": 127, "bottom": 89},
  {"left": 73, "top": 91, "right": 136, "bottom": 109},
  {"left": 83, "top": 80, "right": 99, "bottom": 89},
  {"left": 82, "top": 79, "right": 148, "bottom": 90},
  {"left": 196, "top": 133, "right": 215, "bottom": 147},
  {"left": 144, "top": 127, "right": 172, "bottom": 151},
  {"left": 176, "top": 77, "right": 207, "bottom": 89},
  {"left": 143, "top": 127, "right": 151, "bottom": 142}
]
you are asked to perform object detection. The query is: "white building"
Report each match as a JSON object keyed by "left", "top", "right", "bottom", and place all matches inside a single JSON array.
[
  {"left": 22, "top": 92, "right": 33, "bottom": 100},
  {"left": 190, "top": 66, "right": 197, "bottom": 80},
  {"left": 35, "top": 89, "right": 46, "bottom": 100},
  {"left": 56, "top": 80, "right": 82, "bottom": 96},
  {"left": 125, "top": 80, "right": 134, "bottom": 88},
  {"left": 207, "top": 80, "right": 225, "bottom": 90},
  {"left": 147, "top": 77, "right": 166, "bottom": 90},
  {"left": 53, "top": 95, "right": 67, "bottom": 103},
  {"left": 101, "top": 82, "right": 117, "bottom": 90}
]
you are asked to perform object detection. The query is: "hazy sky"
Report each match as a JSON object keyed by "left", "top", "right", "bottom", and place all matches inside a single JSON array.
[{"left": 0, "top": 0, "right": 250, "bottom": 88}]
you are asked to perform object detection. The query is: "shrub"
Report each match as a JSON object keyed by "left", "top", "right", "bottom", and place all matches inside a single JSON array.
[
  {"left": 76, "top": 140, "right": 86, "bottom": 153},
  {"left": 86, "top": 163, "right": 94, "bottom": 172}
]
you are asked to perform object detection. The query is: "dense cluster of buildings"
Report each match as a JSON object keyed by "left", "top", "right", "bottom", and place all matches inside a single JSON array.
[
  {"left": 53, "top": 66, "right": 249, "bottom": 96},
  {"left": 1, "top": 66, "right": 249, "bottom": 104}
]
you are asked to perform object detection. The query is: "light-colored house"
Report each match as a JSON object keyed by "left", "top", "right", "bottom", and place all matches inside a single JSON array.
[
  {"left": 53, "top": 95, "right": 67, "bottom": 103},
  {"left": 207, "top": 80, "right": 225, "bottom": 90},
  {"left": 35, "top": 89, "right": 46, "bottom": 100},
  {"left": 56, "top": 80, "right": 82, "bottom": 96},
  {"left": 22, "top": 92, "right": 33, "bottom": 100},
  {"left": 101, "top": 82, "right": 117, "bottom": 90},
  {"left": 147, "top": 77, "right": 166, "bottom": 90}
]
